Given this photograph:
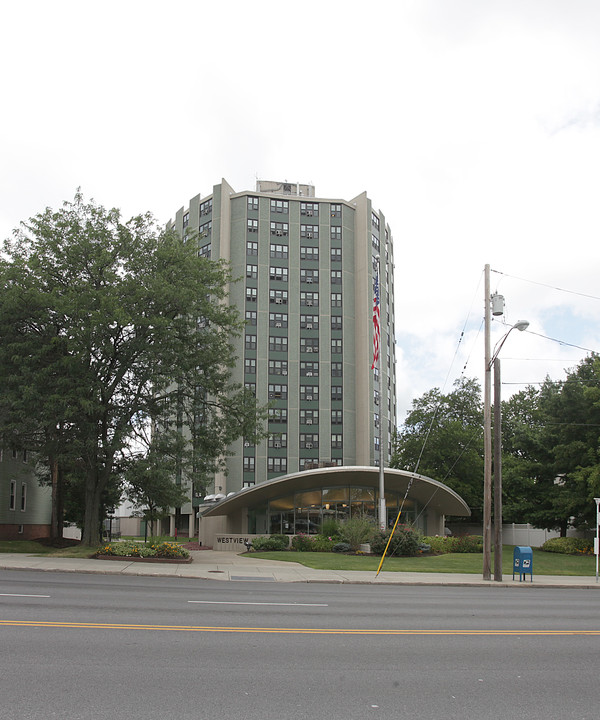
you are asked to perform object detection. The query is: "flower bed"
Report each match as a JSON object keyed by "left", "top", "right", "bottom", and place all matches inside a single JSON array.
[{"left": 96, "top": 540, "right": 191, "bottom": 561}]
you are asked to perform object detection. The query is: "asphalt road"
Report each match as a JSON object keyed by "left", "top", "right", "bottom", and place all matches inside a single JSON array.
[{"left": 1, "top": 570, "right": 599, "bottom": 720}]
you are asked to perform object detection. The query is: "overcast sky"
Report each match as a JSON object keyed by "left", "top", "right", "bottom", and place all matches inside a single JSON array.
[{"left": 2, "top": 0, "right": 599, "bottom": 422}]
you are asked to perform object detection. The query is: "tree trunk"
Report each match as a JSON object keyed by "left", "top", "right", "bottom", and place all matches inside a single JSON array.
[
  {"left": 50, "top": 455, "right": 59, "bottom": 541},
  {"left": 81, "top": 469, "right": 105, "bottom": 547}
]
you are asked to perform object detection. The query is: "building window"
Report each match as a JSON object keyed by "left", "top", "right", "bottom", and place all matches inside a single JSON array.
[
  {"left": 269, "top": 359, "right": 289, "bottom": 376},
  {"left": 300, "top": 314, "right": 318, "bottom": 330},
  {"left": 331, "top": 316, "right": 342, "bottom": 331},
  {"left": 331, "top": 293, "right": 342, "bottom": 308},
  {"left": 200, "top": 199, "right": 212, "bottom": 217},
  {"left": 182, "top": 212, "right": 189, "bottom": 229},
  {"left": 248, "top": 196, "right": 259, "bottom": 211},
  {"left": 269, "top": 312, "right": 288, "bottom": 328},
  {"left": 243, "top": 457, "right": 255, "bottom": 473},
  {"left": 271, "top": 199, "right": 289, "bottom": 214},
  {"left": 246, "top": 264, "right": 258, "bottom": 279},
  {"left": 268, "top": 457, "right": 287, "bottom": 473},
  {"left": 331, "top": 339, "right": 343, "bottom": 354},
  {"left": 331, "top": 362, "right": 343, "bottom": 377},
  {"left": 20, "top": 483, "right": 27, "bottom": 512},
  {"left": 300, "top": 224, "right": 318, "bottom": 239},
  {"left": 247, "top": 218, "right": 259, "bottom": 233},
  {"left": 300, "top": 202, "right": 319, "bottom": 217},
  {"left": 300, "top": 409, "right": 319, "bottom": 426},
  {"left": 374, "top": 437, "right": 380, "bottom": 452},
  {"left": 331, "top": 270, "right": 342, "bottom": 285},
  {"left": 330, "top": 203, "right": 342, "bottom": 218},
  {"left": 330, "top": 226, "right": 342, "bottom": 242},
  {"left": 269, "top": 408, "right": 288, "bottom": 423},
  {"left": 300, "top": 268, "right": 319, "bottom": 284},
  {"left": 246, "top": 240, "right": 258, "bottom": 255},
  {"left": 374, "top": 413, "right": 380, "bottom": 428},
  {"left": 245, "top": 334, "right": 257, "bottom": 350},
  {"left": 300, "top": 386, "right": 319, "bottom": 401},
  {"left": 270, "top": 289, "right": 288, "bottom": 304},
  {"left": 199, "top": 221, "right": 212, "bottom": 238},
  {"left": 331, "top": 434, "right": 343, "bottom": 450},
  {"left": 300, "top": 433, "right": 319, "bottom": 449},
  {"left": 246, "top": 287, "right": 258, "bottom": 302},
  {"left": 198, "top": 243, "right": 211, "bottom": 258},
  {"left": 331, "top": 410, "right": 343, "bottom": 425},
  {"left": 300, "top": 246, "right": 319, "bottom": 261},
  {"left": 270, "top": 222, "right": 289, "bottom": 236},
  {"left": 269, "top": 433, "right": 287, "bottom": 449},
  {"left": 374, "top": 390, "right": 380, "bottom": 405},
  {"left": 245, "top": 358, "right": 256, "bottom": 375},
  {"left": 268, "top": 384, "right": 288, "bottom": 400},
  {"left": 331, "top": 247, "right": 342, "bottom": 262},
  {"left": 300, "top": 291, "right": 319, "bottom": 307},
  {"left": 372, "top": 212, "right": 380, "bottom": 231},
  {"left": 242, "top": 479, "right": 255, "bottom": 488},
  {"left": 331, "top": 386, "right": 343, "bottom": 401},
  {"left": 372, "top": 234, "right": 380, "bottom": 251},
  {"left": 9, "top": 480, "right": 16, "bottom": 511},
  {"left": 245, "top": 382, "right": 256, "bottom": 395},
  {"left": 245, "top": 310, "right": 257, "bottom": 326},
  {"left": 270, "top": 243, "right": 288, "bottom": 259},
  {"left": 300, "top": 361, "right": 319, "bottom": 377},
  {"left": 300, "top": 338, "right": 319, "bottom": 354},
  {"left": 269, "top": 336, "right": 288, "bottom": 353},
  {"left": 269, "top": 266, "right": 289, "bottom": 282}
]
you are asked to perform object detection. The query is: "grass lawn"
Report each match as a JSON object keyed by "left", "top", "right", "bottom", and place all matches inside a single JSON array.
[
  {"left": 0, "top": 540, "right": 97, "bottom": 558},
  {"left": 245, "top": 546, "right": 597, "bottom": 576}
]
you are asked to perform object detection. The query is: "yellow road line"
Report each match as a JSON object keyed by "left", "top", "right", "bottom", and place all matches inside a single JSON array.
[{"left": 0, "top": 620, "right": 599, "bottom": 636}]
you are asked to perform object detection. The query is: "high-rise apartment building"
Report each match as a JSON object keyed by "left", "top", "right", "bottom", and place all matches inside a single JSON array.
[{"left": 169, "top": 179, "right": 396, "bottom": 505}]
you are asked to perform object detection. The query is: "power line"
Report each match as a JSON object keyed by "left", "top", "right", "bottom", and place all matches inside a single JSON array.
[{"left": 491, "top": 268, "right": 600, "bottom": 302}]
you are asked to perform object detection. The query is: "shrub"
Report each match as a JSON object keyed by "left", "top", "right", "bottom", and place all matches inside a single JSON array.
[
  {"left": 339, "top": 517, "right": 376, "bottom": 550},
  {"left": 270, "top": 534, "right": 290, "bottom": 549},
  {"left": 332, "top": 542, "right": 351, "bottom": 553},
  {"left": 311, "top": 535, "right": 336, "bottom": 552},
  {"left": 291, "top": 533, "right": 314, "bottom": 552},
  {"left": 320, "top": 518, "right": 342, "bottom": 539},
  {"left": 541, "top": 537, "right": 593, "bottom": 555},
  {"left": 250, "top": 536, "right": 288, "bottom": 552},
  {"left": 97, "top": 541, "right": 189, "bottom": 559},
  {"left": 423, "top": 535, "right": 482, "bottom": 554},
  {"left": 370, "top": 525, "right": 421, "bottom": 557}
]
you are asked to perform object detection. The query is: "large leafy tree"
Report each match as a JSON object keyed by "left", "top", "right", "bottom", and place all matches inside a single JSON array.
[
  {"left": 391, "top": 377, "right": 483, "bottom": 520},
  {"left": 0, "top": 193, "right": 264, "bottom": 545}
]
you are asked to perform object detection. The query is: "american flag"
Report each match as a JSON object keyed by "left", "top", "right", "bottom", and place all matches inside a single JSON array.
[{"left": 371, "top": 271, "right": 380, "bottom": 370}]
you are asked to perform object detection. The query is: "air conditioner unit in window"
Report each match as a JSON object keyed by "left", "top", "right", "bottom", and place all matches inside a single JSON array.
[
  {"left": 275, "top": 322, "right": 282, "bottom": 328},
  {"left": 306, "top": 323, "right": 313, "bottom": 329},
  {"left": 306, "top": 443, "right": 313, "bottom": 449},
  {"left": 306, "top": 419, "right": 313, "bottom": 425},
  {"left": 275, "top": 298, "right": 283, "bottom": 304},
  {"left": 244, "top": 442, "right": 250, "bottom": 447},
  {"left": 307, "top": 233, "right": 313, "bottom": 239},
  {"left": 306, "top": 371, "right": 313, "bottom": 377},
  {"left": 282, "top": 370, "right": 288, "bottom": 375},
  {"left": 306, "top": 347, "right": 313, "bottom": 353},
  {"left": 313, "top": 347, "right": 319, "bottom": 353},
  {"left": 274, "top": 442, "right": 282, "bottom": 449},
  {"left": 306, "top": 395, "right": 313, "bottom": 401},
  {"left": 306, "top": 278, "right": 313, "bottom": 283},
  {"left": 276, "top": 230, "right": 283, "bottom": 236},
  {"left": 306, "top": 300, "right": 313, "bottom": 306},
  {"left": 306, "top": 210, "right": 313, "bottom": 216}
]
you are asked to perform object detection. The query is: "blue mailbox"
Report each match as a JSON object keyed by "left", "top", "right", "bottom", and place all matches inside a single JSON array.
[{"left": 513, "top": 546, "right": 533, "bottom": 581}]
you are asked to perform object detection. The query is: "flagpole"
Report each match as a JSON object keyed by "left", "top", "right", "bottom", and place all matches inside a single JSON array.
[{"left": 374, "top": 254, "right": 386, "bottom": 531}]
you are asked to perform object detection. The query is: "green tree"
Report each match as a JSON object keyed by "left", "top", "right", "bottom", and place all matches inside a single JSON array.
[
  {"left": 391, "top": 377, "right": 483, "bottom": 519},
  {"left": 0, "top": 192, "right": 265, "bottom": 546}
]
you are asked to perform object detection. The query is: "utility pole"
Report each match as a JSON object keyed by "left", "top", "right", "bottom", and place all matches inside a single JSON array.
[
  {"left": 494, "top": 357, "right": 503, "bottom": 581},
  {"left": 483, "top": 264, "right": 492, "bottom": 580}
]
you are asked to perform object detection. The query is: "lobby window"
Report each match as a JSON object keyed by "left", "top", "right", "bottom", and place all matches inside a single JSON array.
[
  {"left": 199, "top": 221, "right": 211, "bottom": 238},
  {"left": 200, "top": 198, "right": 212, "bottom": 216},
  {"left": 331, "top": 385, "right": 343, "bottom": 401},
  {"left": 300, "top": 386, "right": 319, "bottom": 401},
  {"left": 268, "top": 383, "right": 287, "bottom": 400},
  {"left": 300, "top": 202, "right": 319, "bottom": 217},
  {"left": 300, "top": 268, "right": 319, "bottom": 284},
  {"left": 269, "top": 433, "right": 287, "bottom": 449},
  {"left": 247, "top": 219, "right": 259, "bottom": 233},
  {"left": 331, "top": 316, "right": 342, "bottom": 331},
  {"left": 300, "top": 291, "right": 319, "bottom": 307},
  {"left": 300, "top": 361, "right": 319, "bottom": 377},
  {"left": 300, "top": 337, "right": 319, "bottom": 354},
  {"left": 331, "top": 409, "right": 343, "bottom": 425},
  {"left": 245, "top": 310, "right": 257, "bottom": 326},
  {"left": 270, "top": 312, "right": 288, "bottom": 328},
  {"left": 330, "top": 203, "right": 342, "bottom": 218},
  {"left": 246, "top": 287, "right": 258, "bottom": 302},
  {"left": 245, "top": 334, "right": 257, "bottom": 350},
  {"left": 270, "top": 222, "right": 288, "bottom": 236},
  {"left": 248, "top": 196, "right": 259, "bottom": 211},
  {"left": 270, "top": 243, "right": 288, "bottom": 258},
  {"left": 269, "top": 336, "right": 288, "bottom": 353},
  {"left": 246, "top": 240, "right": 258, "bottom": 255},
  {"left": 300, "top": 246, "right": 319, "bottom": 261},
  {"left": 300, "top": 409, "right": 319, "bottom": 425},
  {"left": 331, "top": 247, "right": 342, "bottom": 262},
  {"left": 300, "top": 433, "right": 319, "bottom": 449},
  {"left": 269, "top": 408, "right": 288, "bottom": 423},
  {"left": 269, "top": 360, "right": 288, "bottom": 376},
  {"left": 331, "top": 270, "right": 342, "bottom": 285},
  {"left": 331, "top": 362, "right": 343, "bottom": 377},
  {"left": 300, "top": 224, "right": 318, "bottom": 239},
  {"left": 331, "top": 433, "right": 343, "bottom": 450},
  {"left": 271, "top": 199, "right": 289, "bottom": 214},
  {"left": 330, "top": 226, "right": 342, "bottom": 242},
  {"left": 243, "top": 457, "right": 255, "bottom": 473},
  {"left": 331, "top": 339, "right": 343, "bottom": 354},
  {"left": 268, "top": 457, "right": 287, "bottom": 473},
  {"left": 246, "top": 264, "right": 258, "bottom": 279},
  {"left": 300, "top": 314, "right": 318, "bottom": 330},
  {"left": 245, "top": 358, "right": 256, "bottom": 375},
  {"left": 270, "top": 266, "right": 289, "bottom": 282},
  {"left": 331, "top": 292, "right": 342, "bottom": 308},
  {"left": 270, "top": 289, "right": 288, "bottom": 304}
]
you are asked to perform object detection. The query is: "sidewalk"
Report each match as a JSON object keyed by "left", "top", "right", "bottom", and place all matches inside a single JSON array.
[{"left": 0, "top": 550, "right": 598, "bottom": 588}]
